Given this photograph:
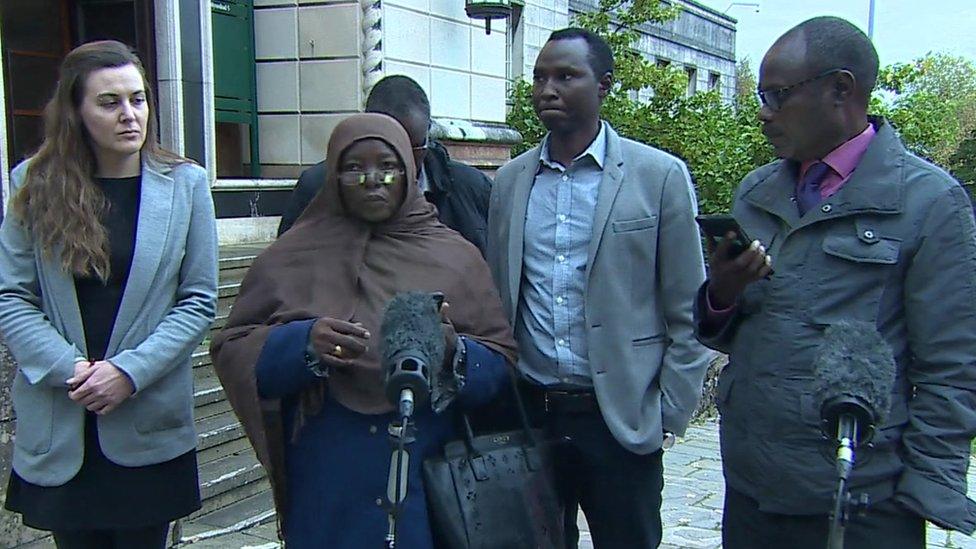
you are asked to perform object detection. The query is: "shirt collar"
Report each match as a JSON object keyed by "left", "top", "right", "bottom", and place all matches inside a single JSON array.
[
  {"left": 416, "top": 165, "right": 429, "bottom": 194},
  {"left": 801, "top": 123, "right": 876, "bottom": 179},
  {"left": 539, "top": 121, "right": 607, "bottom": 171}
]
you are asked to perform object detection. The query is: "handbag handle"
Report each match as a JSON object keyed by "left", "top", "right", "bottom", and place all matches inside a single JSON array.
[{"left": 457, "top": 365, "right": 539, "bottom": 455}]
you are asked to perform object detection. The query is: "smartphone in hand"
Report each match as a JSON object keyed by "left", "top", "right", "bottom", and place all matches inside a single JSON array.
[{"left": 695, "top": 214, "right": 754, "bottom": 258}]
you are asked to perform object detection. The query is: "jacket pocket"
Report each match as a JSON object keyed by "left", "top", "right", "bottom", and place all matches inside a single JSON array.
[
  {"left": 632, "top": 333, "right": 669, "bottom": 347},
  {"left": 12, "top": 374, "right": 54, "bottom": 455},
  {"left": 135, "top": 404, "right": 192, "bottom": 434},
  {"left": 808, "top": 226, "right": 900, "bottom": 324},
  {"left": 821, "top": 234, "right": 899, "bottom": 265},
  {"left": 132, "top": 372, "right": 194, "bottom": 434},
  {"left": 612, "top": 216, "right": 657, "bottom": 233}
]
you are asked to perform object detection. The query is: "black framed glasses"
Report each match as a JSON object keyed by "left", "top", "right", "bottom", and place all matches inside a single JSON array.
[
  {"left": 757, "top": 68, "right": 845, "bottom": 111},
  {"left": 338, "top": 169, "right": 404, "bottom": 186}
]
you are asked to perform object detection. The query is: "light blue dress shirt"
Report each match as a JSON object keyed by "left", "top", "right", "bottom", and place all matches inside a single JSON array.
[{"left": 515, "top": 122, "right": 607, "bottom": 389}]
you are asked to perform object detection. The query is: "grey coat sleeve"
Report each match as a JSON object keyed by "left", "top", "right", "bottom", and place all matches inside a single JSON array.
[
  {"left": 895, "top": 183, "right": 976, "bottom": 533},
  {"left": 693, "top": 283, "right": 742, "bottom": 355},
  {"left": 0, "top": 164, "right": 85, "bottom": 387},
  {"left": 110, "top": 166, "right": 219, "bottom": 393},
  {"left": 656, "top": 160, "right": 712, "bottom": 435}
]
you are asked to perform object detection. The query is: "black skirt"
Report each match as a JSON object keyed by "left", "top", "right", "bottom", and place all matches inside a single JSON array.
[{"left": 4, "top": 412, "right": 201, "bottom": 531}]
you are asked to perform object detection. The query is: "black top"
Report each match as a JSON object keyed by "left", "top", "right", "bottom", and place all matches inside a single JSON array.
[
  {"left": 276, "top": 140, "right": 492, "bottom": 255},
  {"left": 75, "top": 176, "right": 141, "bottom": 359},
  {"left": 5, "top": 174, "right": 201, "bottom": 530}
]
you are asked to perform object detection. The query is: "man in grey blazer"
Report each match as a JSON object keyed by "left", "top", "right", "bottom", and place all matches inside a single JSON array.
[{"left": 487, "top": 28, "right": 711, "bottom": 548}]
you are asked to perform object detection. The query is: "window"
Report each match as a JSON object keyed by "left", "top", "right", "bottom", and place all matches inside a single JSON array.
[
  {"left": 685, "top": 66, "right": 697, "bottom": 96},
  {"left": 709, "top": 72, "right": 721, "bottom": 91}
]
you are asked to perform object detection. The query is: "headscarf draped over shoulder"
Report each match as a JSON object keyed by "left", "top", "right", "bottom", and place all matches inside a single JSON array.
[{"left": 210, "top": 113, "right": 516, "bottom": 514}]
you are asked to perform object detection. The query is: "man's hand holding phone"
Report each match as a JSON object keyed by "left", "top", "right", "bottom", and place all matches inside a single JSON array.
[{"left": 706, "top": 233, "right": 773, "bottom": 309}]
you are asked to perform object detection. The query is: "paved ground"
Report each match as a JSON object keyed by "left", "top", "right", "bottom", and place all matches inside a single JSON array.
[{"left": 181, "top": 420, "right": 976, "bottom": 548}]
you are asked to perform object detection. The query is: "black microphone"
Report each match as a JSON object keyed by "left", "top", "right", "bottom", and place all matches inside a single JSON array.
[
  {"left": 380, "top": 292, "right": 445, "bottom": 419},
  {"left": 810, "top": 320, "right": 896, "bottom": 480}
]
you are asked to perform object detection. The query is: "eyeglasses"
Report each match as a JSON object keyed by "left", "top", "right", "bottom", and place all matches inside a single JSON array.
[
  {"left": 411, "top": 132, "right": 430, "bottom": 153},
  {"left": 757, "top": 68, "right": 845, "bottom": 111},
  {"left": 338, "top": 169, "right": 404, "bottom": 186}
]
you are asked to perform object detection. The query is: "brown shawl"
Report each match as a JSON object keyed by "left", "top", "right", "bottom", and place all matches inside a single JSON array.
[{"left": 210, "top": 113, "right": 517, "bottom": 516}]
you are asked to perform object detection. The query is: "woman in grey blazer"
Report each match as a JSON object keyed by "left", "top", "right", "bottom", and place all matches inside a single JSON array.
[{"left": 0, "top": 41, "right": 218, "bottom": 548}]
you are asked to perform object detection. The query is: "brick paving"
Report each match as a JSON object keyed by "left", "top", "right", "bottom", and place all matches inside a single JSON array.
[{"left": 183, "top": 420, "right": 976, "bottom": 548}]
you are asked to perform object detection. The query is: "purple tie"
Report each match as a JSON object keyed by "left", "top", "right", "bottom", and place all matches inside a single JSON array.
[{"left": 797, "top": 162, "right": 831, "bottom": 216}]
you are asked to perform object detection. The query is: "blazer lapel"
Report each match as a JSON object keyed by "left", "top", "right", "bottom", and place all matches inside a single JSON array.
[
  {"left": 107, "top": 164, "right": 174, "bottom": 354},
  {"left": 586, "top": 128, "right": 625, "bottom": 272},
  {"left": 506, "top": 154, "right": 539, "bottom": 320},
  {"left": 42, "top": 245, "right": 87, "bottom": 355}
]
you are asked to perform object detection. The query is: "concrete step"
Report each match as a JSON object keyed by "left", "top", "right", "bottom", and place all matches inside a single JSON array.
[
  {"left": 192, "top": 346, "right": 212, "bottom": 370},
  {"left": 217, "top": 280, "right": 242, "bottom": 300},
  {"left": 184, "top": 242, "right": 270, "bottom": 536},
  {"left": 218, "top": 244, "right": 266, "bottom": 266},
  {"left": 197, "top": 436, "right": 255, "bottom": 467},
  {"left": 196, "top": 410, "right": 245, "bottom": 456},
  {"left": 198, "top": 450, "right": 267, "bottom": 502},
  {"left": 179, "top": 489, "right": 276, "bottom": 546},
  {"left": 193, "top": 361, "right": 219, "bottom": 391},
  {"left": 191, "top": 488, "right": 276, "bottom": 530},
  {"left": 192, "top": 475, "right": 271, "bottom": 519},
  {"left": 193, "top": 375, "right": 232, "bottom": 420}
]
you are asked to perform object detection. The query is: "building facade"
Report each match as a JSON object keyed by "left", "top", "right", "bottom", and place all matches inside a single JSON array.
[{"left": 0, "top": 0, "right": 734, "bottom": 244}]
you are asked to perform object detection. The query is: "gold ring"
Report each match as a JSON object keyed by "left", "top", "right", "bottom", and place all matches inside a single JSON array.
[{"left": 333, "top": 345, "right": 343, "bottom": 357}]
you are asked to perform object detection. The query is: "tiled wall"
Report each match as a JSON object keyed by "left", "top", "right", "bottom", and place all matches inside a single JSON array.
[
  {"left": 517, "top": 0, "right": 570, "bottom": 79},
  {"left": 254, "top": 0, "right": 362, "bottom": 175},
  {"left": 253, "top": 0, "right": 510, "bottom": 173},
  {"left": 383, "top": 0, "right": 508, "bottom": 123}
]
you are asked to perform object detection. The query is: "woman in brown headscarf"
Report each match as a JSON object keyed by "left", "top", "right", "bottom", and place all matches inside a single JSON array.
[{"left": 211, "top": 113, "right": 516, "bottom": 548}]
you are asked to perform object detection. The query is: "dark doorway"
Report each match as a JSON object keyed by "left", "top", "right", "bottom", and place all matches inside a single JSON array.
[{"left": 0, "top": 0, "right": 156, "bottom": 169}]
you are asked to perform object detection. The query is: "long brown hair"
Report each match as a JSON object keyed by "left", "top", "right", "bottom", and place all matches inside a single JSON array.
[{"left": 11, "top": 40, "right": 187, "bottom": 281}]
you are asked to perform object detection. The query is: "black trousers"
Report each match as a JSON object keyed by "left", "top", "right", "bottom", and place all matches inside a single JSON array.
[
  {"left": 545, "top": 408, "right": 664, "bottom": 549},
  {"left": 723, "top": 485, "right": 925, "bottom": 549},
  {"left": 52, "top": 523, "right": 169, "bottom": 549}
]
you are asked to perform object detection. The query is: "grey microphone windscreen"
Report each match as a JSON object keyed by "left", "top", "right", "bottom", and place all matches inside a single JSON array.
[
  {"left": 810, "top": 320, "right": 897, "bottom": 427},
  {"left": 380, "top": 291, "right": 445, "bottom": 377}
]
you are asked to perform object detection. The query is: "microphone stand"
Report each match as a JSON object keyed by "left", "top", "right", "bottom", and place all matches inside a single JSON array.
[
  {"left": 384, "top": 388, "right": 417, "bottom": 549},
  {"left": 827, "top": 415, "right": 853, "bottom": 549},
  {"left": 826, "top": 411, "right": 870, "bottom": 549}
]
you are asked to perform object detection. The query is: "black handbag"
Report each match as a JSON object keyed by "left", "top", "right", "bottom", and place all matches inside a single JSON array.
[{"left": 423, "top": 372, "right": 565, "bottom": 549}]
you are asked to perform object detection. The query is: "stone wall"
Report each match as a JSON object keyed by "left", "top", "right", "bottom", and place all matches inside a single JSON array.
[
  {"left": 0, "top": 340, "right": 46, "bottom": 547},
  {"left": 691, "top": 352, "right": 727, "bottom": 424}
]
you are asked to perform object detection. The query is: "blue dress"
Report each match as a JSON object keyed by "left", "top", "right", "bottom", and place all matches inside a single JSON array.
[{"left": 255, "top": 319, "right": 509, "bottom": 549}]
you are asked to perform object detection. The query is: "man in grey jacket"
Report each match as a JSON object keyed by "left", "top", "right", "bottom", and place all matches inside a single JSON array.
[
  {"left": 488, "top": 28, "right": 710, "bottom": 548},
  {"left": 697, "top": 16, "right": 976, "bottom": 547}
]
